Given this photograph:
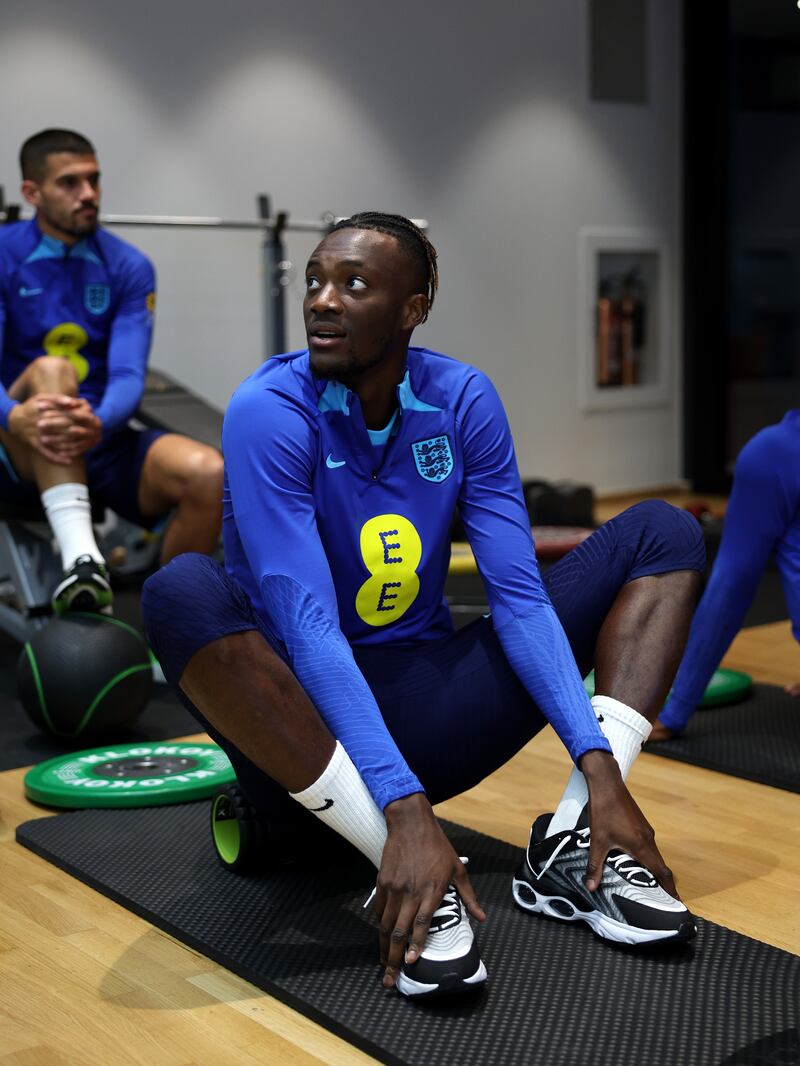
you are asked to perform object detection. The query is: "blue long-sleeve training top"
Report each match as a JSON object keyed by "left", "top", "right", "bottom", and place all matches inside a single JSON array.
[
  {"left": 0, "top": 218, "right": 155, "bottom": 436},
  {"left": 661, "top": 411, "right": 800, "bottom": 732},
  {"left": 222, "top": 347, "right": 611, "bottom": 811}
]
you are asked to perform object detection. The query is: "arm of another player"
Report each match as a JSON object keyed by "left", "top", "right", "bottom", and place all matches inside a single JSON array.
[
  {"left": 92, "top": 255, "right": 155, "bottom": 436},
  {"left": 655, "top": 429, "right": 794, "bottom": 736}
]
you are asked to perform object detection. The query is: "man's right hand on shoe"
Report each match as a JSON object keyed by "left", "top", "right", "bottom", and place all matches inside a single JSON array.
[
  {"left": 580, "top": 749, "right": 679, "bottom": 898},
  {"left": 375, "top": 792, "right": 485, "bottom": 989}
]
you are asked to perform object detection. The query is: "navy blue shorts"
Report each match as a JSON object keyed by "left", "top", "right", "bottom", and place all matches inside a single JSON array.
[
  {"left": 143, "top": 501, "right": 705, "bottom": 822},
  {"left": 0, "top": 425, "right": 166, "bottom": 528}
]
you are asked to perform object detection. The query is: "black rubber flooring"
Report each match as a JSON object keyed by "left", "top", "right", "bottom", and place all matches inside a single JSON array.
[
  {"left": 645, "top": 683, "right": 800, "bottom": 793},
  {"left": 16, "top": 804, "right": 800, "bottom": 1066}
]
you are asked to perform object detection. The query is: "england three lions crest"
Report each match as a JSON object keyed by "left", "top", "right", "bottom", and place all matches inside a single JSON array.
[
  {"left": 84, "top": 284, "right": 110, "bottom": 315},
  {"left": 411, "top": 435, "right": 454, "bottom": 483}
]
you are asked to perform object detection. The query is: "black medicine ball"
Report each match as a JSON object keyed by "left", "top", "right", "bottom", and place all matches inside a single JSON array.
[{"left": 18, "top": 614, "right": 153, "bottom": 738}]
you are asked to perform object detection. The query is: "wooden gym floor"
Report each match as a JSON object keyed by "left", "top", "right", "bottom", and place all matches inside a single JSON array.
[{"left": 1, "top": 494, "right": 798, "bottom": 1064}]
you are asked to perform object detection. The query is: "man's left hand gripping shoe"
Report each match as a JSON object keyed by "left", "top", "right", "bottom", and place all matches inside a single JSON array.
[{"left": 512, "top": 814, "right": 697, "bottom": 946}]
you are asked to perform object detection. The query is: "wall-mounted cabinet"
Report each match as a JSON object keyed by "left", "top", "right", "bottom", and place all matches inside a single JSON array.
[{"left": 578, "top": 228, "right": 671, "bottom": 411}]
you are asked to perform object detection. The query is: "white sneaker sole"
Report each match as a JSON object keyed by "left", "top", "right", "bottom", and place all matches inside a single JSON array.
[
  {"left": 396, "top": 958, "right": 487, "bottom": 997},
  {"left": 512, "top": 877, "right": 692, "bottom": 946}
]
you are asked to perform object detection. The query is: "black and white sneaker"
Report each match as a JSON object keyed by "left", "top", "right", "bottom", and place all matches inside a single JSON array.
[
  {"left": 512, "top": 813, "right": 697, "bottom": 946},
  {"left": 52, "top": 555, "right": 113, "bottom": 615},
  {"left": 395, "top": 867, "right": 488, "bottom": 998}
]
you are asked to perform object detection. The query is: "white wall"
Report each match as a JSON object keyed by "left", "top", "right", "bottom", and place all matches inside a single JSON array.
[{"left": 0, "top": 0, "right": 682, "bottom": 493}]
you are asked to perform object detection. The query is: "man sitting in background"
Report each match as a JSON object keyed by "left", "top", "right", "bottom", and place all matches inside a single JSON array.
[{"left": 0, "top": 129, "right": 224, "bottom": 613}]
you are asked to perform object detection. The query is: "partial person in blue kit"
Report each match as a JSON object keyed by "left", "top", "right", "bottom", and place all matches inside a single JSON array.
[
  {"left": 652, "top": 412, "right": 800, "bottom": 740},
  {"left": 142, "top": 214, "right": 706, "bottom": 999},
  {"left": 0, "top": 129, "right": 224, "bottom": 614}
]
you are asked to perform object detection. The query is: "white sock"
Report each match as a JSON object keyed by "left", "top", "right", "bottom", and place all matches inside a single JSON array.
[
  {"left": 290, "top": 741, "right": 387, "bottom": 868},
  {"left": 41, "top": 483, "right": 104, "bottom": 570},
  {"left": 547, "top": 695, "right": 652, "bottom": 836}
]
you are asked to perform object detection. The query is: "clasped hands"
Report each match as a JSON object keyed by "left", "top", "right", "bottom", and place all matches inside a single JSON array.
[{"left": 9, "top": 393, "right": 101, "bottom": 464}]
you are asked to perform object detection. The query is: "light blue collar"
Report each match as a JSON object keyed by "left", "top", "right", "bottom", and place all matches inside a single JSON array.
[
  {"left": 317, "top": 369, "right": 442, "bottom": 416},
  {"left": 367, "top": 408, "right": 400, "bottom": 446},
  {"left": 24, "top": 227, "right": 101, "bottom": 265}
]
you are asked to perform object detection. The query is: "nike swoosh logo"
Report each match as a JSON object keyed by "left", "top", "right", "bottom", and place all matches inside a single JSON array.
[
  {"left": 325, "top": 454, "right": 346, "bottom": 469},
  {"left": 19, "top": 286, "right": 43, "bottom": 297},
  {"left": 597, "top": 714, "right": 604, "bottom": 723},
  {"left": 309, "top": 798, "right": 334, "bottom": 812}
]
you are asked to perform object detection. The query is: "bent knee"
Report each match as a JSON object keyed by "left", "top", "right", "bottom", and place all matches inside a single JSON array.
[
  {"left": 621, "top": 500, "right": 706, "bottom": 575},
  {"left": 142, "top": 552, "right": 222, "bottom": 638},
  {"left": 178, "top": 445, "right": 224, "bottom": 503},
  {"left": 142, "top": 553, "right": 255, "bottom": 679},
  {"left": 28, "top": 355, "right": 79, "bottom": 393}
]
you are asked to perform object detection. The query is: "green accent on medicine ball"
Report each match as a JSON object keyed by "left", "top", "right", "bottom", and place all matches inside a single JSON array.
[
  {"left": 72, "top": 662, "right": 153, "bottom": 737},
  {"left": 71, "top": 611, "right": 143, "bottom": 639},
  {"left": 23, "top": 642, "right": 51, "bottom": 732}
]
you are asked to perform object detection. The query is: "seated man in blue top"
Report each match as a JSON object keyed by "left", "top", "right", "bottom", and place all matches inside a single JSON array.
[
  {"left": 143, "top": 214, "right": 706, "bottom": 999},
  {"left": 652, "top": 413, "right": 800, "bottom": 740},
  {"left": 0, "top": 129, "right": 224, "bottom": 614}
]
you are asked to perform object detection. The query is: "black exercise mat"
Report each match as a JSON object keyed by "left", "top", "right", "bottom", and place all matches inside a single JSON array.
[
  {"left": 16, "top": 804, "right": 800, "bottom": 1066},
  {"left": 645, "top": 683, "right": 800, "bottom": 793}
]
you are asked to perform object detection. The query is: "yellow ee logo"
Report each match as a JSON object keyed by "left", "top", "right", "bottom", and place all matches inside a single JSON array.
[
  {"left": 42, "top": 322, "right": 89, "bottom": 382},
  {"left": 355, "top": 514, "right": 422, "bottom": 627},
  {"left": 146, "top": 291, "right": 156, "bottom": 314}
]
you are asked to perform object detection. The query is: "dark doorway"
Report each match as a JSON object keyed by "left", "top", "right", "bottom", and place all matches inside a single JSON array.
[{"left": 684, "top": 0, "right": 800, "bottom": 491}]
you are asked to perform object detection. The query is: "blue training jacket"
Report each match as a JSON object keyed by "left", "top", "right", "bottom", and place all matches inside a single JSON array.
[
  {"left": 0, "top": 218, "right": 155, "bottom": 435},
  {"left": 223, "top": 347, "right": 610, "bottom": 810}
]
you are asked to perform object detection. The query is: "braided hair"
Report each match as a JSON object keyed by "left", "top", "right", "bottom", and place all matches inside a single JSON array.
[{"left": 328, "top": 212, "right": 438, "bottom": 322}]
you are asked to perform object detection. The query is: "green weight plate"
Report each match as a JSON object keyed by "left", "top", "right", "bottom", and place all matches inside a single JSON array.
[
  {"left": 24, "top": 742, "right": 236, "bottom": 809},
  {"left": 583, "top": 668, "right": 753, "bottom": 709},
  {"left": 698, "top": 668, "right": 753, "bottom": 708}
]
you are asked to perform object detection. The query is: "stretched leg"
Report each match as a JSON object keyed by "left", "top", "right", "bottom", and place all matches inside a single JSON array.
[
  {"left": 543, "top": 500, "right": 705, "bottom": 832},
  {"left": 507, "top": 503, "right": 704, "bottom": 945},
  {"left": 143, "top": 556, "right": 488, "bottom": 996},
  {"left": 593, "top": 571, "right": 701, "bottom": 723},
  {"left": 543, "top": 500, "right": 706, "bottom": 685},
  {"left": 183, "top": 630, "right": 335, "bottom": 792},
  {"left": 141, "top": 554, "right": 386, "bottom": 866},
  {"left": 137, "top": 434, "right": 223, "bottom": 561}
]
